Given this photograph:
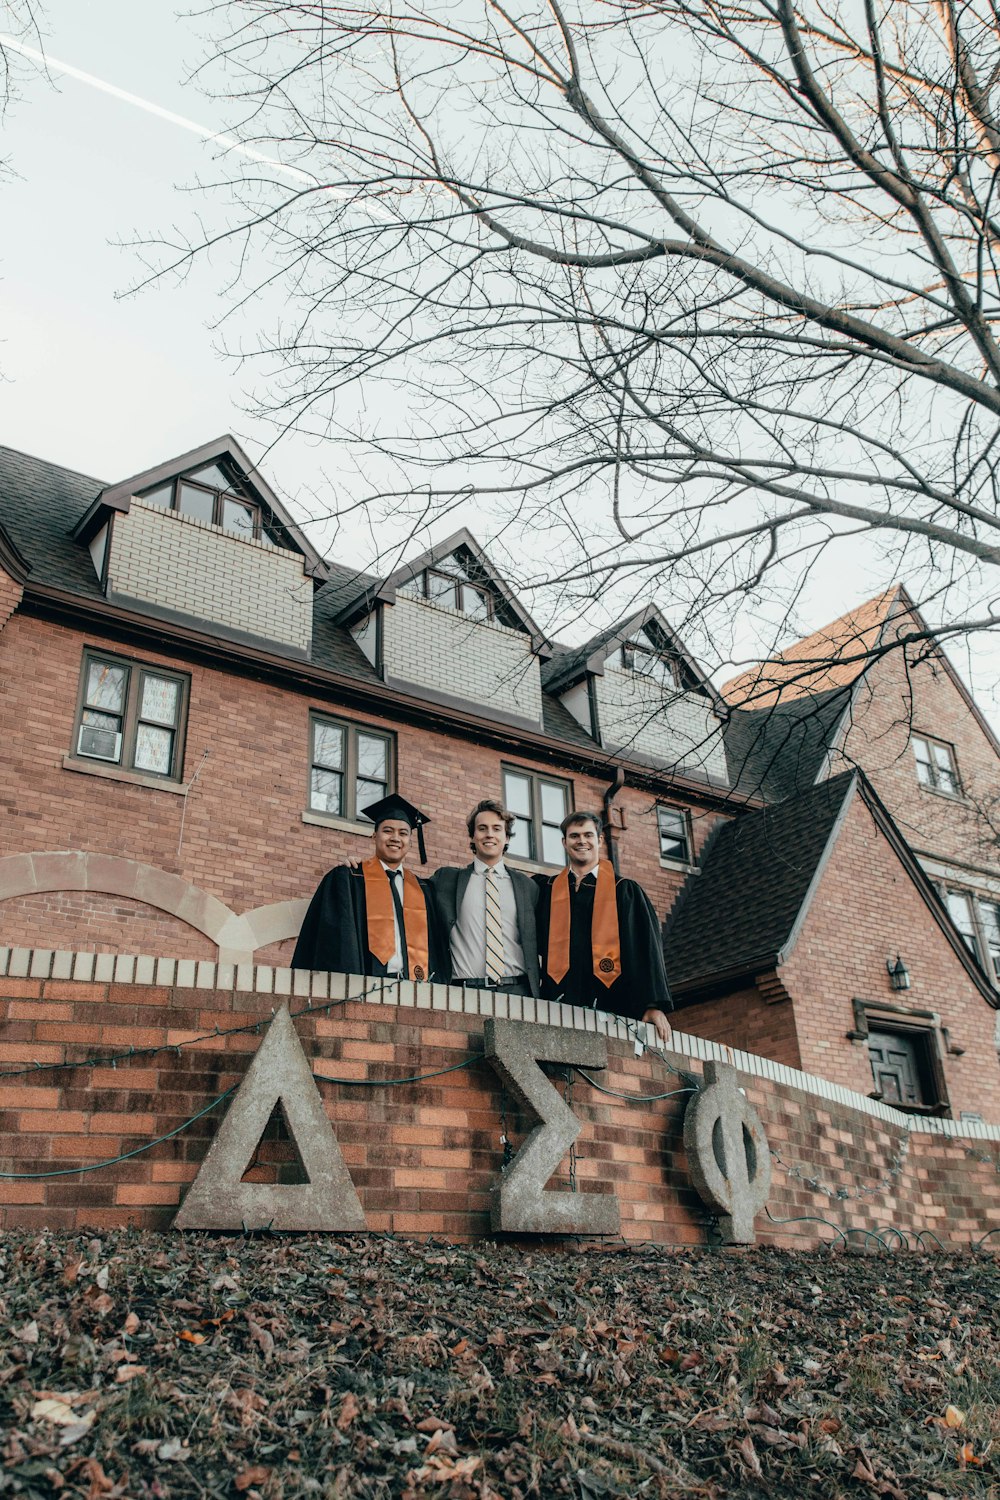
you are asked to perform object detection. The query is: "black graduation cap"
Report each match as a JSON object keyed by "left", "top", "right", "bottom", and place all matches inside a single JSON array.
[{"left": 362, "top": 794, "right": 431, "bottom": 864}]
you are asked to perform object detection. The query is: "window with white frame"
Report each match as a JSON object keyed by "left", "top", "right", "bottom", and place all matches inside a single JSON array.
[
  {"left": 502, "top": 766, "right": 571, "bottom": 866},
  {"left": 621, "top": 636, "right": 679, "bottom": 688},
  {"left": 944, "top": 889, "right": 1000, "bottom": 984},
  {"left": 911, "top": 734, "right": 961, "bottom": 796},
  {"left": 657, "top": 805, "right": 693, "bottom": 865},
  {"left": 72, "top": 651, "right": 187, "bottom": 780}
]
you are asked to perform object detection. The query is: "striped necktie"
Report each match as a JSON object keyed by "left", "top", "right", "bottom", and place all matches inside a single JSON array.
[{"left": 484, "top": 868, "right": 505, "bottom": 981}]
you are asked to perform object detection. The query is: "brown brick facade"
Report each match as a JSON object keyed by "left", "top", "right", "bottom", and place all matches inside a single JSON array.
[
  {"left": 674, "top": 789, "right": 1000, "bottom": 1121},
  {"left": 0, "top": 610, "right": 720, "bottom": 955},
  {"left": 782, "top": 791, "right": 1000, "bottom": 1117},
  {"left": 0, "top": 978, "right": 996, "bottom": 1245},
  {"left": 676, "top": 983, "right": 803, "bottom": 1071},
  {"left": 831, "top": 608, "right": 1000, "bottom": 875}
]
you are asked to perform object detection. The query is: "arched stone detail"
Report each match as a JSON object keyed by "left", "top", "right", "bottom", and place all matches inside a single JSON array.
[
  {"left": 0, "top": 853, "right": 313, "bottom": 963},
  {"left": 224, "top": 898, "right": 310, "bottom": 957},
  {"left": 0, "top": 851, "right": 249, "bottom": 958}
]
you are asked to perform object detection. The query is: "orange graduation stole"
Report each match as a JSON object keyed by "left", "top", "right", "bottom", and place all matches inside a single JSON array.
[
  {"left": 361, "top": 857, "right": 430, "bottom": 982},
  {"left": 546, "top": 860, "right": 621, "bottom": 989}
]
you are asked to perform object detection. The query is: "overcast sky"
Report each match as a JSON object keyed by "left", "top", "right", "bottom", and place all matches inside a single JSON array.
[{"left": 1, "top": 0, "right": 997, "bottom": 723}]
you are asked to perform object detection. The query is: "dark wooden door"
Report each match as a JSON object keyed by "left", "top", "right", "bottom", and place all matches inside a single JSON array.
[{"left": 868, "top": 1030, "right": 924, "bottom": 1105}]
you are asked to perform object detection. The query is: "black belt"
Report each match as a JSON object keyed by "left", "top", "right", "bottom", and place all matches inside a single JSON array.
[{"left": 461, "top": 975, "right": 527, "bottom": 989}]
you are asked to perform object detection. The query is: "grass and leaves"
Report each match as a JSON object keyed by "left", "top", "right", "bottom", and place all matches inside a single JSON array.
[{"left": 0, "top": 1232, "right": 997, "bottom": 1497}]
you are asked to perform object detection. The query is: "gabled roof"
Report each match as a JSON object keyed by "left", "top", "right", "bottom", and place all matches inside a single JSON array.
[
  {"left": 723, "top": 685, "right": 851, "bottom": 800},
  {"left": 334, "top": 527, "right": 551, "bottom": 654},
  {"left": 665, "top": 771, "right": 999, "bottom": 1006},
  {"left": 666, "top": 773, "right": 857, "bottom": 994},
  {"left": 720, "top": 584, "right": 1000, "bottom": 785},
  {"left": 721, "top": 587, "right": 900, "bottom": 709},
  {"left": 0, "top": 441, "right": 746, "bottom": 801},
  {"left": 0, "top": 518, "right": 30, "bottom": 583},
  {"left": 70, "top": 435, "right": 330, "bottom": 581},
  {"left": 542, "top": 603, "right": 723, "bottom": 708}
]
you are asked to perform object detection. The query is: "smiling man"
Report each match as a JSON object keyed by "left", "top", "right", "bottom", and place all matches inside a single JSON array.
[
  {"left": 431, "top": 799, "right": 541, "bottom": 996},
  {"left": 292, "top": 794, "right": 446, "bottom": 980},
  {"left": 536, "top": 811, "right": 672, "bottom": 1043}
]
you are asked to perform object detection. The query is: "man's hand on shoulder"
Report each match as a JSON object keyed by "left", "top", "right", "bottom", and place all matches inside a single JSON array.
[{"left": 642, "top": 1008, "right": 672, "bottom": 1046}]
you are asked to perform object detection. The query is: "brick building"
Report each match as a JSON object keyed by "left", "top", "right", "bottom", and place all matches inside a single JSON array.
[{"left": 1, "top": 438, "right": 998, "bottom": 1124}]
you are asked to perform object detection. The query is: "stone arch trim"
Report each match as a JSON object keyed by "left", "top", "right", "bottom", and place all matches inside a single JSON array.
[
  {"left": 0, "top": 850, "right": 251, "bottom": 956},
  {"left": 0, "top": 852, "right": 312, "bottom": 962}
]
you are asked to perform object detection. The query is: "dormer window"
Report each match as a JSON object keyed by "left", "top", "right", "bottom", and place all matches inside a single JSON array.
[
  {"left": 621, "top": 636, "right": 679, "bottom": 688},
  {"left": 141, "top": 461, "right": 261, "bottom": 540},
  {"left": 399, "top": 554, "right": 493, "bottom": 620}
]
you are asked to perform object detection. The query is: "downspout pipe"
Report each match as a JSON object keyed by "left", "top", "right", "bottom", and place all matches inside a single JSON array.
[{"left": 603, "top": 767, "right": 626, "bottom": 874}]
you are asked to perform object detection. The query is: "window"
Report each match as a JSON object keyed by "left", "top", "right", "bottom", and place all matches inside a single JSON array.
[
  {"left": 309, "top": 715, "right": 393, "bottom": 821},
  {"left": 657, "top": 805, "right": 692, "bottom": 865},
  {"left": 502, "top": 766, "right": 571, "bottom": 866},
  {"left": 399, "top": 554, "right": 493, "bottom": 620},
  {"left": 911, "top": 734, "right": 960, "bottom": 796},
  {"left": 73, "top": 651, "right": 187, "bottom": 780},
  {"left": 141, "top": 460, "right": 261, "bottom": 540},
  {"left": 621, "top": 637, "right": 678, "bottom": 689},
  {"left": 944, "top": 889, "right": 1000, "bottom": 984}
]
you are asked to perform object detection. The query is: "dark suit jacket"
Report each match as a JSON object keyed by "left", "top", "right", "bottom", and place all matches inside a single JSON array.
[{"left": 430, "top": 863, "right": 541, "bottom": 996}]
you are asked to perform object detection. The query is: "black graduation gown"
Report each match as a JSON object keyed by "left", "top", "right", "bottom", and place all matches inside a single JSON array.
[
  {"left": 291, "top": 864, "right": 447, "bottom": 980},
  {"left": 535, "top": 870, "right": 672, "bottom": 1020}
]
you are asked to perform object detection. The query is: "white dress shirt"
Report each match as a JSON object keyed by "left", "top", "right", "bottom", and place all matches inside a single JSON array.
[
  {"left": 450, "top": 859, "right": 527, "bottom": 980},
  {"left": 380, "top": 860, "right": 405, "bottom": 972}
]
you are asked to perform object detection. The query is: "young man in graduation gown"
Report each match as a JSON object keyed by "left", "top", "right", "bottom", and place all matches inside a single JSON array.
[
  {"left": 291, "top": 795, "right": 447, "bottom": 981},
  {"left": 430, "top": 799, "right": 541, "bottom": 997},
  {"left": 536, "top": 811, "right": 672, "bottom": 1044}
]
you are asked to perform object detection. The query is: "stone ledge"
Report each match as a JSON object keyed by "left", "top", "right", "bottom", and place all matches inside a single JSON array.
[{"left": 2, "top": 943, "right": 999, "bottom": 1140}]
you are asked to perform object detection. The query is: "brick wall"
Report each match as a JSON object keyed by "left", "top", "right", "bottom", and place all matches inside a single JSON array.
[
  {"left": 780, "top": 789, "right": 1000, "bottom": 1117},
  {"left": 594, "top": 667, "right": 728, "bottom": 782},
  {"left": 0, "top": 892, "right": 216, "bottom": 960},
  {"left": 677, "top": 981, "right": 802, "bottom": 1070},
  {"left": 672, "top": 790, "right": 1000, "bottom": 1121},
  {"left": 0, "top": 563, "right": 23, "bottom": 632},
  {"left": 0, "top": 971, "right": 997, "bottom": 1245},
  {"left": 108, "top": 500, "right": 313, "bottom": 652},
  {"left": 0, "top": 612, "right": 715, "bottom": 956},
  {"left": 384, "top": 595, "right": 543, "bottom": 723},
  {"left": 829, "top": 607, "right": 1000, "bottom": 877}
]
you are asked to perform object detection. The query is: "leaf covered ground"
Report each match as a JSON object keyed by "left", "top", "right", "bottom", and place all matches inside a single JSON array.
[{"left": 0, "top": 1233, "right": 997, "bottom": 1500}]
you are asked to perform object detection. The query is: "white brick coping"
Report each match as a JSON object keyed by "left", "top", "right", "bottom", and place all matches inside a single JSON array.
[{"left": 2, "top": 945, "right": 999, "bottom": 1142}]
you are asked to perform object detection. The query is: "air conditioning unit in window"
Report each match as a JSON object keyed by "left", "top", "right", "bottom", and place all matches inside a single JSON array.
[{"left": 78, "top": 725, "right": 122, "bottom": 762}]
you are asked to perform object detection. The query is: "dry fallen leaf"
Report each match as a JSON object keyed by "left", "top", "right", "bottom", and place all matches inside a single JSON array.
[
  {"left": 337, "top": 1392, "right": 361, "bottom": 1431},
  {"left": 416, "top": 1416, "right": 454, "bottom": 1434},
  {"left": 157, "top": 1437, "right": 190, "bottom": 1463},
  {"left": 234, "top": 1466, "right": 271, "bottom": 1491},
  {"left": 177, "top": 1329, "right": 207, "bottom": 1345},
  {"left": 944, "top": 1404, "right": 965, "bottom": 1429},
  {"left": 115, "top": 1365, "right": 147, "bottom": 1383},
  {"left": 737, "top": 1436, "right": 762, "bottom": 1478},
  {"left": 32, "top": 1398, "right": 77, "bottom": 1426},
  {"left": 122, "top": 1312, "right": 140, "bottom": 1335}
]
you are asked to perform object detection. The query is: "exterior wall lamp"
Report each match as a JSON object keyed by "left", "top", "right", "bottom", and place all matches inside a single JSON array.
[{"left": 887, "top": 955, "right": 911, "bottom": 991}]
